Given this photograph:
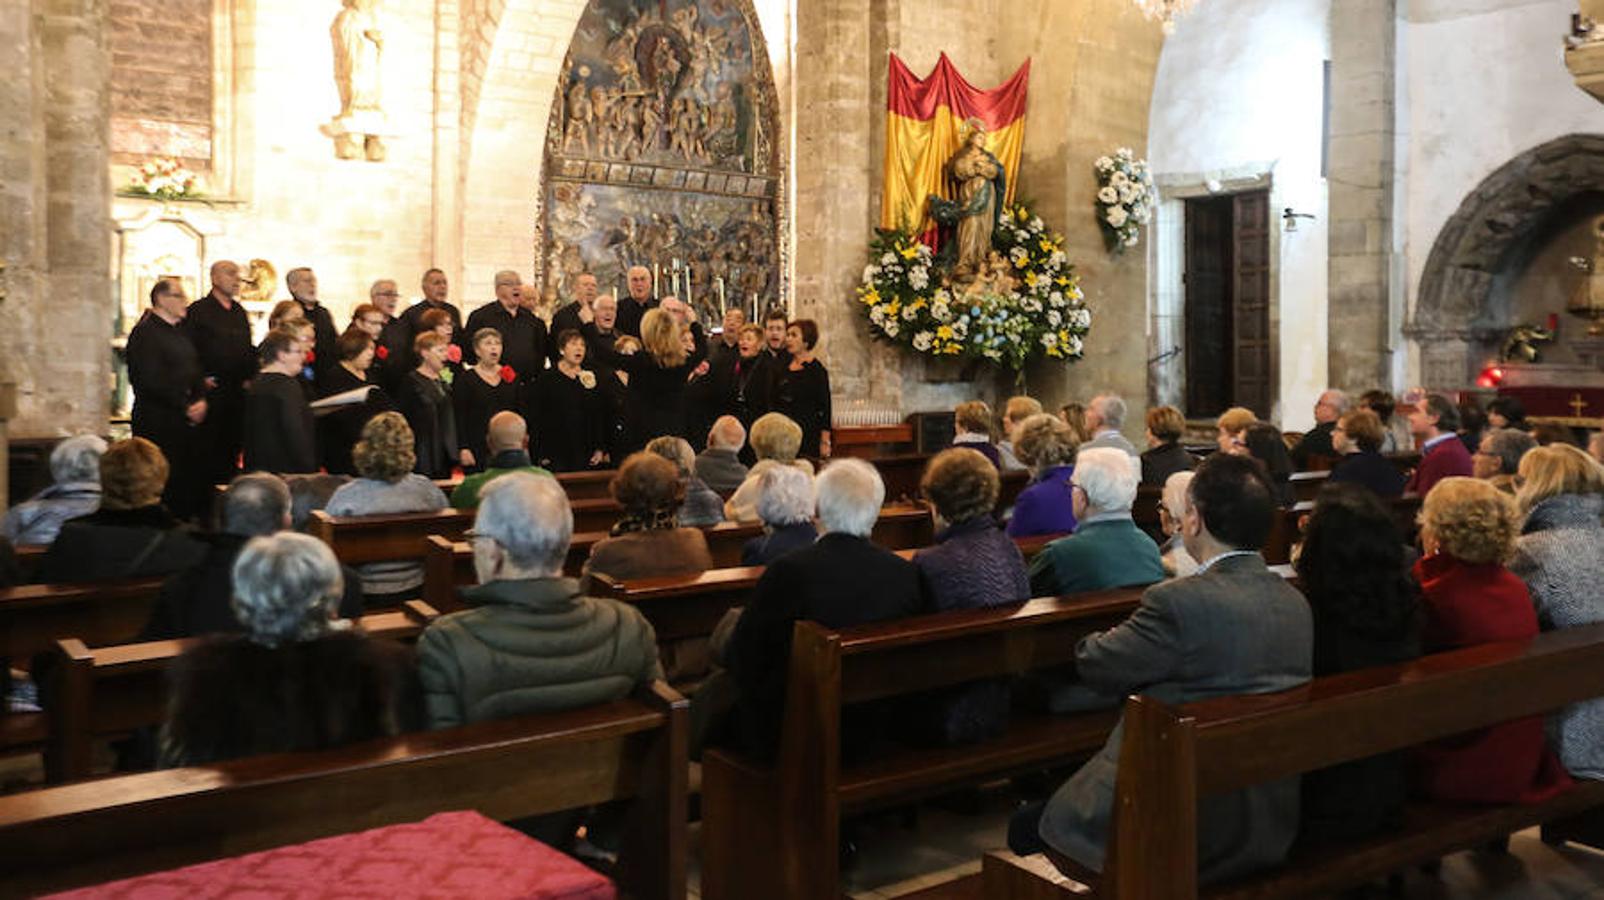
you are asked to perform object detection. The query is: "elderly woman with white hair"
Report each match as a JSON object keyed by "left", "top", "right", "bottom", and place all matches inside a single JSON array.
[
  {"left": 723, "top": 458, "right": 922, "bottom": 759},
  {"left": 1158, "top": 471, "right": 1199, "bottom": 577},
  {"left": 160, "top": 532, "right": 416, "bottom": 766},
  {"left": 1028, "top": 447, "right": 1165, "bottom": 596},
  {"left": 740, "top": 463, "right": 817, "bottom": 566},
  {"left": 4, "top": 434, "right": 106, "bottom": 545},
  {"left": 416, "top": 472, "right": 662, "bottom": 730}
]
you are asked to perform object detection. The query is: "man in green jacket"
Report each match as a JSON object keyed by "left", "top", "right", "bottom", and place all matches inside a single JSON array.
[
  {"left": 1029, "top": 446, "right": 1165, "bottom": 596},
  {"left": 449, "top": 411, "right": 552, "bottom": 508}
]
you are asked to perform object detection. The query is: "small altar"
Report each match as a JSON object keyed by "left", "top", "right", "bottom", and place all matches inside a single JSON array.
[{"left": 1497, "top": 361, "right": 1604, "bottom": 428}]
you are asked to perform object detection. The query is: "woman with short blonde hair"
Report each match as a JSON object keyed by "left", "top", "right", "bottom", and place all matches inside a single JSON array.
[
  {"left": 327, "top": 412, "right": 449, "bottom": 604},
  {"left": 395, "top": 331, "right": 459, "bottom": 478},
  {"left": 1215, "top": 407, "right": 1257, "bottom": 454},
  {"left": 1140, "top": 405, "right": 1194, "bottom": 487},
  {"left": 1412, "top": 475, "right": 1567, "bottom": 802},
  {"left": 952, "top": 400, "right": 1002, "bottom": 469},
  {"left": 724, "top": 412, "right": 815, "bottom": 523},
  {"left": 1007, "top": 413, "right": 1080, "bottom": 538},
  {"left": 603, "top": 307, "right": 706, "bottom": 446},
  {"left": 1509, "top": 444, "right": 1604, "bottom": 778}
]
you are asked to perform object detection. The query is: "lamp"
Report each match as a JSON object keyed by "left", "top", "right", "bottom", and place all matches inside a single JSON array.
[
  {"left": 1130, "top": 0, "right": 1200, "bottom": 33},
  {"left": 1282, "top": 208, "right": 1316, "bottom": 232}
]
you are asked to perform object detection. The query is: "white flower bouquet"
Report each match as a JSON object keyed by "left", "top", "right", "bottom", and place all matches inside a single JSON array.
[
  {"left": 1093, "top": 148, "right": 1153, "bottom": 254},
  {"left": 125, "top": 157, "right": 202, "bottom": 201}
]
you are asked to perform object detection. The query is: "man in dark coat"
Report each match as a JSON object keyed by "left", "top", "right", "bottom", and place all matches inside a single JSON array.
[
  {"left": 724, "top": 459, "right": 923, "bottom": 760},
  {"left": 616, "top": 265, "right": 658, "bottom": 338},
  {"left": 143, "top": 473, "right": 363, "bottom": 639},
  {"left": 365, "top": 278, "right": 412, "bottom": 393},
  {"left": 549, "top": 273, "right": 598, "bottom": 365},
  {"left": 1290, "top": 389, "right": 1348, "bottom": 470},
  {"left": 462, "top": 270, "right": 548, "bottom": 383},
  {"left": 243, "top": 329, "right": 318, "bottom": 474},
  {"left": 126, "top": 278, "right": 211, "bottom": 519},
  {"left": 285, "top": 267, "right": 340, "bottom": 382},
  {"left": 401, "top": 268, "right": 463, "bottom": 349},
  {"left": 184, "top": 260, "right": 255, "bottom": 486}
]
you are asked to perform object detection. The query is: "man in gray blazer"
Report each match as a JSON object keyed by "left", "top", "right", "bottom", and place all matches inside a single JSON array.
[
  {"left": 1077, "top": 394, "right": 1140, "bottom": 458},
  {"left": 1020, "top": 453, "right": 1312, "bottom": 884}
]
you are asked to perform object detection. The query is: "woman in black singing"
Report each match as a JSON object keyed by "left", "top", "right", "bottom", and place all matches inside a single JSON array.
[{"left": 773, "top": 318, "right": 832, "bottom": 459}]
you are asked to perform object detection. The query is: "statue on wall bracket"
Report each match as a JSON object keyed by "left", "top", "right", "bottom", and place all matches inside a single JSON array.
[{"left": 324, "top": 0, "right": 392, "bottom": 161}]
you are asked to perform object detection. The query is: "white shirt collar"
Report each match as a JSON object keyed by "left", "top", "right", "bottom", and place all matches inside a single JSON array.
[
  {"left": 1422, "top": 432, "right": 1457, "bottom": 452},
  {"left": 1197, "top": 549, "right": 1259, "bottom": 573}
]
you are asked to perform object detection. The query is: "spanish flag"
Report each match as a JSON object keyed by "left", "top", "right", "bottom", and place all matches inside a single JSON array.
[{"left": 881, "top": 53, "right": 1030, "bottom": 243}]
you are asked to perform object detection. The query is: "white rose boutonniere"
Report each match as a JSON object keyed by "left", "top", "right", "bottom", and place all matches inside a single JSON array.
[{"left": 578, "top": 369, "right": 597, "bottom": 389}]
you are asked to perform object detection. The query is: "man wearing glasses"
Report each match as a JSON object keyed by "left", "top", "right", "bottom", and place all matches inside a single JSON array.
[{"left": 363, "top": 279, "right": 411, "bottom": 392}]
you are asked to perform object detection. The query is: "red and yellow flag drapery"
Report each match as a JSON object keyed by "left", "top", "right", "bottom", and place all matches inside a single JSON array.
[{"left": 880, "top": 52, "right": 1030, "bottom": 243}]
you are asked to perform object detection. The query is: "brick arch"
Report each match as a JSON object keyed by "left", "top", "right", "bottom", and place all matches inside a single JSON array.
[{"left": 1408, "top": 134, "right": 1604, "bottom": 386}]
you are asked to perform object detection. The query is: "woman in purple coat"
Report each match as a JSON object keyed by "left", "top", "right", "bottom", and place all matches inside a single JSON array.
[{"left": 1007, "top": 413, "right": 1080, "bottom": 538}]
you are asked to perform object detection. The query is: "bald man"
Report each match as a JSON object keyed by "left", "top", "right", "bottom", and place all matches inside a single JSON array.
[
  {"left": 449, "top": 411, "right": 554, "bottom": 508},
  {"left": 184, "top": 259, "right": 254, "bottom": 484},
  {"left": 462, "top": 269, "right": 549, "bottom": 383},
  {"left": 550, "top": 273, "right": 599, "bottom": 363},
  {"left": 617, "top": 265, "right": 659, "bottom": 338}
]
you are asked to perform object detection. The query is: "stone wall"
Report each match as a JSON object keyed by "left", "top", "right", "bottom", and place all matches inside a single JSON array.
[{"left": 107, "top": 0, "right": 212, "bottom": 166}]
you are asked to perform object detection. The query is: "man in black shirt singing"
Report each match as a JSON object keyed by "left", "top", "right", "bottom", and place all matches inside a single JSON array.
[
  {"left": 402, "top": 267, "right": 463, "bottom": 348},
  {"left": 126, "top": 278, "right": 210, "bottom": 519},
  {"left": 183, "top": 260, "right": 255, "bottom": 484},
  {"left": 616, "top": 264, "right": 658, "bottom": 338},
  {"left": 462, "top": 270, "right": 548, "bottom": 383},
  {"left": 286, "top": 266, "right": 339, "bottom": 382}
]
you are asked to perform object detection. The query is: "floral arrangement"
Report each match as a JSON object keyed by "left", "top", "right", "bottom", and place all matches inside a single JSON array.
[
  {"left": 1094, "top": 148, "right": 1154, "bottom": 253},
  {"left": 856, "top": 202, "right": 1089, "bottom": 370},
  {"left": 124, "top": 157, "right": 203, "bottom": 201}
]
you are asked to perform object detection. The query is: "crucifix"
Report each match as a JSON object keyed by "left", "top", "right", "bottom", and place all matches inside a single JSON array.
[{"left": 1570, "top": 392, "right": 1590, "bottom": 417}]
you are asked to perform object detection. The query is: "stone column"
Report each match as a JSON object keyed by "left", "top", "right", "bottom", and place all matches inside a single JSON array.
[
  {"left": 1327, "top": 0, "right": 1397, "bottom": 392},
  {"left": 432, "top": 0, "right": 464, "bottom": 284}
]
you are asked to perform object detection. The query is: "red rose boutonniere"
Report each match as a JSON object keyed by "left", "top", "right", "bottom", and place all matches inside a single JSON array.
[
  {"left": 446, "top": 344, "right": 462, "bottom": 364},
  {"left": 500, "top": 365, "right": 517, "bottom": 384},
  {"left": 375, "top": 345, "right": 389, "bottom": 360},
  {"left": 304, "top": 349, "right": 316, "bottom": 364}
]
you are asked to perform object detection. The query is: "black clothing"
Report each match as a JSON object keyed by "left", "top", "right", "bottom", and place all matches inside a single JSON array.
[
  {"left": 724, "top": 532, "right": 923, "bottom": 759},
  {"left": 685, "top": 361, "right": 718, "bottom": 452},
  {"left": 581, "top": 323, "right": 620, "bottom": 366},
  {"left": 36, "top": 506, "right": 205, "bottom": 584},
  {"left": 401, "top": 299, "right": 464, "bottom": 353},
  {"left": 715, "top": 353, "right": 774, "bottom": 431},
  {"left": 1290, "top": 421, "right": 1338, "bottom": 470},
  {"left": 142, "top": 532, "right": 366, "bottom": 640},
  {"left": 598, "top": 326, "right": 708, "bottom": 442},
  {"left": 740, "top": 521, "right": 819, "bottom": 567},
  {"left": 1300, "top": 595, "right": 1421, "bottom": 844},
  {"left": 126, "top": 310, "right": 210, "bottom": 518},
  {"left": 160, "top": 630, "right": 420, "bottom": 767},
  {"left": 316, "top": 365, "right": 393, "bottom": 476},
  {"left": 373, "top": 315, "right": 412, "bottom": 394},
  {"left": 530, "top": 367, "right": 606, "bottom": 472},
  {"left": 550, "top": 302, "right": 589, "bottom": 364},
  {"left": 396, "top": 370, "right": 458, "bottom": 478},
  {"left": 296, "top": 300, "right": 341, "bottom": 380},
  {"left": 462, "top": 301, "right": 549, "bottom": 384},
  {"left": 452, "top": 367, "right": 519, "bottom": 471},
  {"left": 615, "top": 295, "right": 657, "bottom": 339},
  {"left": 244, "top": 372, "right": 318, "bottom": 474},
  {"left": 1140, "top": 441, "right": 1197, "bottom": 487},
  {"left": 774, "top": 359, "right": 832, "bottom": 459},
  {"left": 601, "top": 371, "right": 639, "bottom": 463},
  {"left": 709, "top": 337, "right": 743, "bottom": 371},
  {"left": 183, "top": 292, "right": 255, "bottom": 483},
  {"left": 1327, "top": 450, "right": 1408, "bottom": 499}
]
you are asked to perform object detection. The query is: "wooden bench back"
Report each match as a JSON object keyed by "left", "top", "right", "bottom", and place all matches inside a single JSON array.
[
  {"left": 1102, "top": 621, "right": 1604, "bottom": 898},
  {"left": 1263, "top": 494, "right": 1420, "bottom": 566},
  {"left": 864, "top": 454, "right": 1029, "bottom": 509},
  {"left": 1, "top": 682, "right": 688, "bottom": 899},
  {"left": 0, "top": 577, "right": 167, "bottom": 664},
  {"left": 308, "top": 508, "right": 475, "bottom": 566},
  {"left": 43, "top": 601, "right": 440, "bottom": 784}
]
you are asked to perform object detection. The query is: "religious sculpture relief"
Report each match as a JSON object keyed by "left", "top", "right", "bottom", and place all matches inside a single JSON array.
[
  {"left": 540, "top": 0, "right": 782, "bottom": 322},
  {"left": 325, "top": 0, "right": 389, "bottom": 161},
  {"left": 928, "top": 121, "right": 1007, "bottom": 285}
]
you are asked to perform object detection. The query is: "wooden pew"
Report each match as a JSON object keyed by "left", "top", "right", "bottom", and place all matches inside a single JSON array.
[
  {"left": 981, "top": 622, "right": 1604, "bottom": 899},
  {"left": 13, "top": 544, "right": 45, "bottom": 581},
  {"left": 43, "top": 601, "right": 441, "bottom": 784},
  {"left": 0, "top": 682, "right": 688, "bottom": 900},
  {"left": 1, "top": 577, "right": 167, "bottom": 667},
  {"left": 308, "top": 508, "right": 475, "bottom": 567},
  {"left": 1263, "top": 494, "right": 1422, "bottom": 566},
  {"left": 1288, "top": 469, "right": 1330, "bottom": 503},
  {"left": 699, "top": 588, "right": 1149, "bottom": 900}
]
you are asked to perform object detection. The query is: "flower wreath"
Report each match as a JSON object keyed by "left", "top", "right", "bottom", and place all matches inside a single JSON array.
[
  {"left": 1094, "top": 148, "right": 1154, "bottom": 253},
  {"left": 857, "top": 202, "right": 1089, "bottom": 370}
]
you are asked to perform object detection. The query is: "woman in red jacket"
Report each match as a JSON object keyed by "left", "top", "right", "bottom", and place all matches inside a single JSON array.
[{"left": 1412, "top": 476, "right": 1571, "bottom": 804}]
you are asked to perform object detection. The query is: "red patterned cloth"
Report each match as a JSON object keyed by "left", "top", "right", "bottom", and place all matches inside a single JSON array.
[{"left": 47, "top": 811, "right": 615, "bottom": 899}]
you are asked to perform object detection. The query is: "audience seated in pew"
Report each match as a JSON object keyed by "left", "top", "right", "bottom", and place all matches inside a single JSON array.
[
  {"left": 1238, "top": 421, "right": 1296, "bottom": 506},
  {"left": 1007, "top": 413, "right": 1079, "bottom": 539},
  {"left": 1293, "top": 482, "right": 1421, "bottom": 844},
  {"left": 449, "top": 411, "right": 551, "bottom": 509},
  {"left": 1138, "top": 404, "right": 1195, "bottom": 488},
  {"left": 3, "top": 434, "right": 104, "bottom": 546},
  {"left": 719, "top": 458, "right": 923, "bottom": 760},
  {"left": 36, "top": 437, "right": 204, "bottom": 584},
  {"left": 1328, "top": 407, "right": 1408, "bottom": 498},
  {"left": 1078, "top": 394, "right": 1139, "bottom": 459},
  {"left": 1474, "top": 426, "right": 1537, "bottom": 496},
  {"left": 286, "top": 472, "right": 350, "bottom": 530},
  {"left": 695, "top": 415, "right": 751, "bottom": 494},
  {"left": 584, "top": 452, "right": 713, "bottom": 587},
  {"left": 724, "top": 412, "right": 814, "bottom": 523},
  {"left": 1027, "top": 448, "right": 1164, "bottom": 597},
  {"left": 1407, "top": 393, "right": 1475, "bottom": 497},
  {"left": 1010, "top": 453, "right": 1312, "bottom": 885},
  {"left": 1157, "top": 470, "right": 1198, "bottom": 577},
  {"left": 325, "top": 413, "right": 448, "bottom": 604},
  {"left": 1511, "top": 444, "right": 1604, "bottom": 780},
  {"left": 144, "top": 474, "right": 364, "bottom": 639},
  {"left": 1290, "top": 389, "right": 1349, "bottom": 470},
  {"left": 161, "top": 532, "right": 419, "bottom": 767},
  {"left": 951, "top": 400, "right": 1003, "bottom": 469},
  {"left": 997, "top": 395, "right": 1041, "bottom": 473},
  {"left": 739, "top": 464, "right": 817, "bottom": 566},
  {"left": 1413, "top": 476, "right": 1572, "bottom": 804},
  {"left": 910, "top": 448, "right": 1029, "bottom": 745},
  {"left": 646, "top": 436, "right": 725, "bottom": 527}
]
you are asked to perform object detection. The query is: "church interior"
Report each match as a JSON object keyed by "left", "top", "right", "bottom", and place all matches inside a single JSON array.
[{"left": 6, "top": 0, "right": 1604, "bottom": 897}]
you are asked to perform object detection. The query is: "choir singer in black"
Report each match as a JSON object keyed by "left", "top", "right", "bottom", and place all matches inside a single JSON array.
[
  {"left": 126, "top": 278, "right": 210, "bottom": 519},
  {"left": 243, "top": 328, "right": 318, "bottom": 474}
]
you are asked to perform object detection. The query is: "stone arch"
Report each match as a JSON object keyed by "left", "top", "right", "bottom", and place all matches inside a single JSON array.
[{"left": 1408, "top": 134, "right": 1604, "bottom": 387}]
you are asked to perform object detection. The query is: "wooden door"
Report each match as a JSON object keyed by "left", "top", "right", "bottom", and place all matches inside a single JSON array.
[
  {"left": 1231, "top": 191, "right": 1272, "bottom": 416},
  {"left": 1184, "top": 196, "right": 1233, "bottom": 417}
]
